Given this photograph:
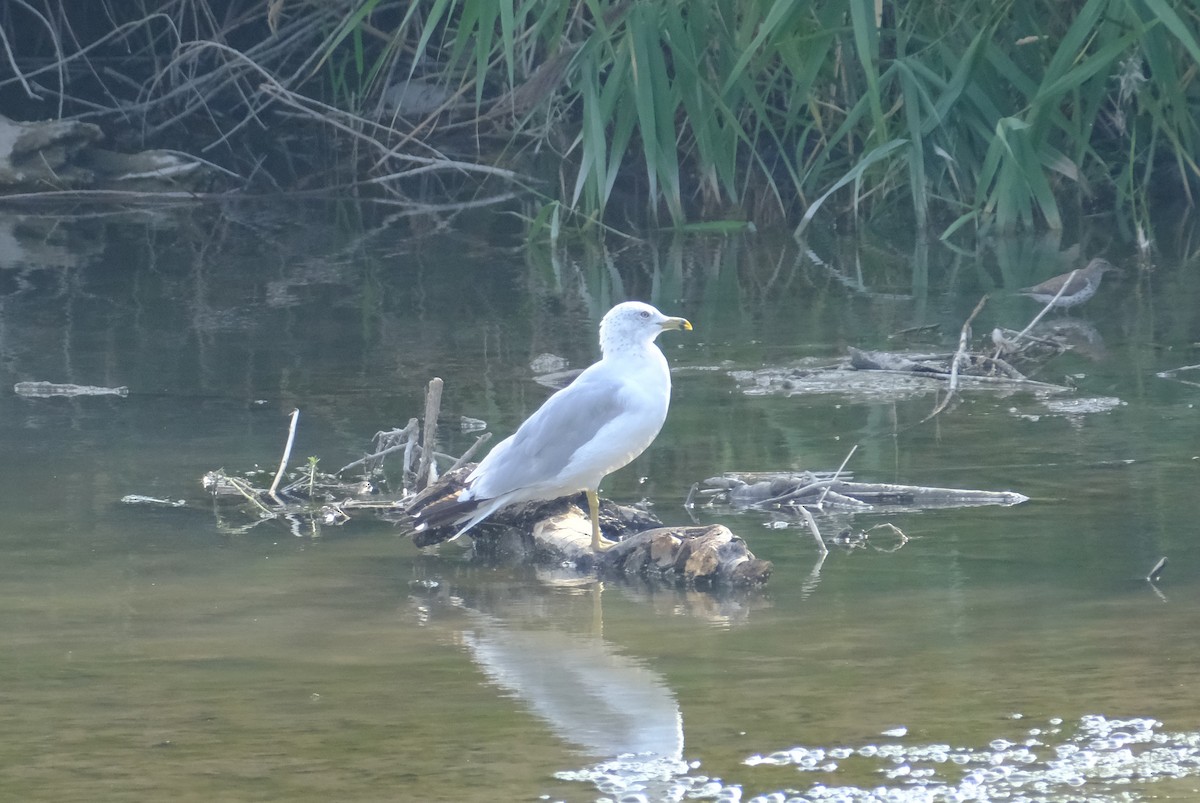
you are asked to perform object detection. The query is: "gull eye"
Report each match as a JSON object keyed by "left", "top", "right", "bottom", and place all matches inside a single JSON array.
[{"left": 639, "top": 310, "right": 651, "bottom": 319}]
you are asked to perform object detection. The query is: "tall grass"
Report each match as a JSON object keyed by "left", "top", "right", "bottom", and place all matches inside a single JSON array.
[
  {"left": 374, "top": 0, "right": 1200, "bottom": 236},
  {"left": 1, "top": 0, "right": 1197, "bottom": 236}
]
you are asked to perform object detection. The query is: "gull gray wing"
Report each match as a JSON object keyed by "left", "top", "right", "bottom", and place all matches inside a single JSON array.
[{"left": 468, "top": 370, "right": 627, "bottom": 499}]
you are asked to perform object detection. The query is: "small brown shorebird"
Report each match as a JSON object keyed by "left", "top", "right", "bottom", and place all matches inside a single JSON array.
[{"left": 1017, "top": 258, "right": 1117, "bottom": 309}]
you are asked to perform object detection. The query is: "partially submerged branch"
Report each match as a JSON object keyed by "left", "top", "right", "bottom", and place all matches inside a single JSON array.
[
  {"left": 1009, "top": 269, "right": 1080, "bottom": 344},
  {"left": 417, "top": 378, "right": 443, "bottom": 490},
  {"left": 922, "top": 294, "right": 989, "bottom": 422},
  {"left": 268, "top": 408, "right": 299, "bottom": 502},
  {"left": 697, "top": 472, "right": 1028, "bottom": 513}
]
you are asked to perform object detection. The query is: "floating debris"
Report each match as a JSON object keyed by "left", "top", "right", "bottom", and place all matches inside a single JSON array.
[
  {"left": 120, "top": 495, "right": 186, "bottom": 507},
  {"left": 15, "top": 381, "right": 129, "bottom": 398},
  {"left": 532, "top": 368, "right": 580, "bottom": 390},
  {"left": 731, "top": 361, "right": 945, "bottom": 401},
  {"left": 730, "top": 351, "right": 1071, "bottom": 402},
  {"left": 1042, "top": 396, "right": 1125, "bottom": 416},
  {"left": 698, "top": 471, "right": 1029, "bottom": 514},
  {"left": 529, "top": 352, "right": 569, "bottom": 374},
  {"left": 459, "top": 415, "right": 487, "bottom": 432}
]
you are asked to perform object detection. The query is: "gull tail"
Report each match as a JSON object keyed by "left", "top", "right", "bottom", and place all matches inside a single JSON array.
[
  {"left": 404, "top": 465, "right": 510, "bottom": 546},
  {"left": 415, "top": 494, "right": 509, "bottom": 539},
  {"left": 410, "top": 493, "right": 477, "bottom": 532}
]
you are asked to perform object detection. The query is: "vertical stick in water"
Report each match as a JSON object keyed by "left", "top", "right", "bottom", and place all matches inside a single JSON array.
[
  {"left": 418, "top": 378, "right": 443, "bottom": 489},
  {"left": 1146, "top": 556, "right": 1167, "bottom": 583},
  {"left": 269, "top": 408, "right": 300, "bottom": 503}
]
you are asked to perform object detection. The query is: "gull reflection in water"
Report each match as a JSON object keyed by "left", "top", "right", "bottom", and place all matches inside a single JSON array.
[
  {"left": 412, "top": 566, "right": 766, "bottom": 799},
  {"left": 461, "top": 615, "right": 684, "bottom": 763}
]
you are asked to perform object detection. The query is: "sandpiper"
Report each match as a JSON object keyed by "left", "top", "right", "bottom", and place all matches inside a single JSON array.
[{"left": 1017, "top": 258, "right": 1118, "bottom": 309}]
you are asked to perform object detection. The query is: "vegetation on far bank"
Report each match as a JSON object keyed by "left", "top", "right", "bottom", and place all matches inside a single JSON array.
[{"left": 2, "top": 0, "right": 1198, "bottom": 240}]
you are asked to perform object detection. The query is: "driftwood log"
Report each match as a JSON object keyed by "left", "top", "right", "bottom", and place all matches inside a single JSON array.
[
  {"left": 0, "top": 114, "right": 208, "bottom": 193},
  {"left": 0, "top": 114, "right": 101, "bottom": 189},
  {"left": 531, "top": 509, "right": 772, "bottom": 587},
  {"left": 698, "top": 471, "right": 1029, "bottom": 513},
  {"left": 402, "top": 465, "right": 772, "bottom": 587}
]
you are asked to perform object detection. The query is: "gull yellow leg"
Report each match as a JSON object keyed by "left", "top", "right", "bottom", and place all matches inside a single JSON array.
[{"left": 588, "top": 489, "right": 616, "bottom": 552}]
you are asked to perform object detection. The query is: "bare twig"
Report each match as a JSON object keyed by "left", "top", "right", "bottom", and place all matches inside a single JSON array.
[
  {"left": 1011, "top": 269, "right": 1078, "bottom": 343},
  {"left": 335, "top": 420, "right": 420, "bottom": 475},
  {"left": 796, "top": 504, "right": 827, "bottom": 555},
  {"left": 402, "top": 417, "right": 420, "bottom": 478},
  {"left": 817, "top": 443, "right": 859, "bottom": 508},
  {"left": 156, "top": 148, "right": 247, "bottom": 181},
  {"left": 448, "top": 431, "right": 493, "bottom": 472},
  {"left": 0, "top": 13, "right": 176, "bottom": 94},
  {"left": 922, "top": 294, "right": 989, "bottom": 423},
  {"left": 269, "top": 408, "right": 299, "bottom": 502},
  {"left": 1158, "top": 363, "right": 1200, "bottom": 375},
  {"left": 1146, "top": 556, "right": 1167, "bottom": 583},
  {"left": 0, "top": 189, "right": 204, "bottom": 204},
  {"left": 255, "top": 79, "right": 526, "bottom": 182},
  {"left": 210, "top": 470, "right": 276, "bottom": 516},
  {"left": 752, "top": 474, "right": 835, "bottom": 508},
  {"left": 0, "top": 12, "right": 38, "bottom": 99},
  {"left": 1156, "top": 364, "right": 1200, "bottom": 389}
]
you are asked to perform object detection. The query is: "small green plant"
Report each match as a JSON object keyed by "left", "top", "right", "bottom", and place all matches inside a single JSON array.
[{"left": 306, "top": 456, "right": 320, "bottom": 498}]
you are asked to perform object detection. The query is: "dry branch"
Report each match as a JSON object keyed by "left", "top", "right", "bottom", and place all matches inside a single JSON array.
[
  {"left": 922, "top": 294, "right": 989, "bottom": 422},
  {"left": 418, "top": 378, "right": 443, "bottom": 490},
  {"left": 448, "top": 432, "right": 492, "bottom": 472},
  {"left": 1146, "top": 556, "right": 1167, "bottom": 583},
  {"left": 335, "top": 420, "right": 420, "bottom": 476},
  {"left": 268, "top": 408, "right": 299, "bottom": 502},
  {"left": 1011, "top": 269, "right": 1079, "bottom": 343},
  {"left": 1, "top": 7, "right": 532, "bottom": 202}
]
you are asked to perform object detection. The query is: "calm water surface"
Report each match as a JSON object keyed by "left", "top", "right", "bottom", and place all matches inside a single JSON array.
[{"left": 2, "top": 204, "right": 1200, "bottom": 802}]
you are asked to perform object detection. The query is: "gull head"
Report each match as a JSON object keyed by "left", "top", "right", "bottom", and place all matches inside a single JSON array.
[{"left": 599, "top": 301, "right": 692, "bottom": 355}]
